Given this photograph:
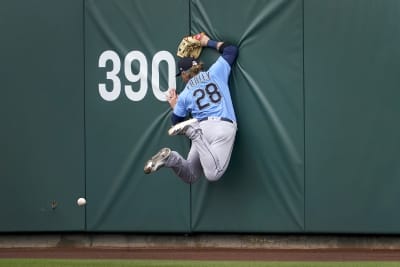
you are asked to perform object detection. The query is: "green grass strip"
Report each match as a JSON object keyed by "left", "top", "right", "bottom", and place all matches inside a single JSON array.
[{"left": 1, "top": 259, "right": 400, "bottom": 267}]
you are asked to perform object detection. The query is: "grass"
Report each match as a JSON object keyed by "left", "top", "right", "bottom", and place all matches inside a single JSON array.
[{"left": 0, "top": 259, "right": 400, "bottom": 267}]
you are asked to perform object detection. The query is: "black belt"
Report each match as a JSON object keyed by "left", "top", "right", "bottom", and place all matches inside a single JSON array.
[{"left": 198, "top": 117, "right": 234, "bottom": 124}]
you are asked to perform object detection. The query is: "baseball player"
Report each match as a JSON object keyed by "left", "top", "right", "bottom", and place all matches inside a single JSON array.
[{"left": 144, "top": 33, "right": 238, "bottom": 183}]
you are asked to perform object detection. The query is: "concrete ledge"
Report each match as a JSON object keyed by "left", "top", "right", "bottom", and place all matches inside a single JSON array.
[{"left": 2, "top": 234, "right": 400, "bottom": 249}]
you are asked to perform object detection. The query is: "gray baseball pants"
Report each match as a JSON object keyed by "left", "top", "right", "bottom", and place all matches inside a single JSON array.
[{"left": 165, "top": 120, "right": 237, "bottom": 184}]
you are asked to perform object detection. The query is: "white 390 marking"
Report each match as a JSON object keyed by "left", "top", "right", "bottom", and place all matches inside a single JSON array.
[{"left": 98, "top": 50, "right": 176, "bottom": 102}]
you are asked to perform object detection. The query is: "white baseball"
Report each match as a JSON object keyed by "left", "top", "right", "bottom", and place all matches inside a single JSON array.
[{"left": 77, "top": 197, "right": 86, "bottom": 206}]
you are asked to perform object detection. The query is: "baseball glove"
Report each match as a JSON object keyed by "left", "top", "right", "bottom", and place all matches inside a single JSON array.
[{"left": 177, "top": 33, "right": 204, "bottom": 59}]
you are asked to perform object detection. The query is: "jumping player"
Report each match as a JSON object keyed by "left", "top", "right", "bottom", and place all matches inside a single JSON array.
[{"left": 144, "top": 33, "right": 238, "bottom": 183}]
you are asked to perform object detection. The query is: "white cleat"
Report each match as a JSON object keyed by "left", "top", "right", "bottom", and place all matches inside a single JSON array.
[
  {"left": 168, "top": 118, "right": 198, "bottom": 136},
  {"left": 144, "top": 148, "right": 171, "bottom": 174}
]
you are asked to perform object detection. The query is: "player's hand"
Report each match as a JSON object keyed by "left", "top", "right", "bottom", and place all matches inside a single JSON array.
[
  {"left": 166, "top": 88, "right": 178, "bottom": 109},
  {"left": 199, "top": 33, "right": 210, "bottom": 47}
]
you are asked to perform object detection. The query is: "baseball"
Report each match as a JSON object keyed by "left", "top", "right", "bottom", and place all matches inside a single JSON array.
[{"left": 77, "top": 197, "right": 86, "bottom": 206}]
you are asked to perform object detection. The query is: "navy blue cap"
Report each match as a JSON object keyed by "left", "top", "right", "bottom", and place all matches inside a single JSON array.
[{"left": 176, "top": 57, "right": 198, "bottom": 77}]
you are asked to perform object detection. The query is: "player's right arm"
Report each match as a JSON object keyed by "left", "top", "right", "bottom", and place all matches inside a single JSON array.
[
  {"left": 169, "top": 89, "right": 188, "bottom": 125},
  {"left": 171, "top": 113, "right": 185, "bottom": 125}
]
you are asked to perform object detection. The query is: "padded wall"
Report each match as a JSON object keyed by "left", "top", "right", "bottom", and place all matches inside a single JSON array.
[
  {"left": 304, "top": 0, "right": 400, "bottom": 233},
  {"left": 84, "top": 0, "right": 304, "bottom": 232},
  {"left": 190, "top": 0, "right": 304, "bottom": 232},
  {"left": 85, "top": 0, "right": 191, "bottom": 232},
  {"left": 0, "top": 0, "right": 85, "bottom": 231},
  {"left": 1, "top": 0, "right": 400, "bottom": 234}
]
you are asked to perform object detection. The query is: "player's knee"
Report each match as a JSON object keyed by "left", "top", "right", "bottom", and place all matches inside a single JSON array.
[{"left": 204, "top": 171, "right": 223, "bottom": 182}]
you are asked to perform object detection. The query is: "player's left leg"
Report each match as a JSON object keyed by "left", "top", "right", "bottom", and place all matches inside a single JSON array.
[
  {"left": 143, "top": 146, "right": 203, "bottom": 183},
  {"left": 164, "top": 146, "right": 203, "bottom": 184},
  {"left": 144, "top": 147, "right": 171, "bottom": 174}
]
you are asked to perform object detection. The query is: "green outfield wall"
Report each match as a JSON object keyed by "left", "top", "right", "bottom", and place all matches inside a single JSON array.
[
  {"left": 0, "top": 0, "right": 85, "bottom": 231},
  {"left": 1, "top": 0, "right": 399, "bottom": 234}
]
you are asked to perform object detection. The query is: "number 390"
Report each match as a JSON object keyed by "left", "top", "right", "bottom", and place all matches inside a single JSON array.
[{"left": 98, "top": 50, "right": 176, "bottom": 102}]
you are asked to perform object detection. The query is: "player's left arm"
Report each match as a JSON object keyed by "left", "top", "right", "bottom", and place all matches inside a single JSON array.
[
  {"left": 217, "top": 42, "right": 238, "bottom": 66},
  {"left": 199, "top": 34, "right": 239, "bottom": 66}
]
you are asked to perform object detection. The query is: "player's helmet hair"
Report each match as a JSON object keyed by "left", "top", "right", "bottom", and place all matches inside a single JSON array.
[
  {"left": 186, "top": 62, "right": 204, "bottom": 78},
  {"left": 176, "top": 57, "right": 203, "bottom": 77}
]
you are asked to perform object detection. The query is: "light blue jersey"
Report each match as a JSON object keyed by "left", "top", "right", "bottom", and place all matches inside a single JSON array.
[{"left": 173, "top": 57, "right": 236, "bottom": 122}]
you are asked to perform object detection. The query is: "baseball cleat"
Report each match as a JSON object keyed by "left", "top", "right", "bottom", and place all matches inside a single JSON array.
[
  {"left": 144, "top": 148, "right": 171, "bottom": 174},
  {"left": 168, "top": 118, "right": 198, "bottom": 136}
]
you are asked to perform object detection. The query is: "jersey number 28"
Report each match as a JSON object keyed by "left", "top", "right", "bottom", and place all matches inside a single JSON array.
[{"left": 193, "top": 83, "right": 222, "bottom": 110}]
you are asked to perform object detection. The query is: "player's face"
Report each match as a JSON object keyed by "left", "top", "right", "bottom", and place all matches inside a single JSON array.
[{"left": 181, "top": 71, "right": 190, "bottom": 83}]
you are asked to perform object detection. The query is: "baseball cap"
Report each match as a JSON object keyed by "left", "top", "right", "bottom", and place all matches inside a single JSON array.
[{"left": 176, "top": 57, "right": 198, "bottom": 77}]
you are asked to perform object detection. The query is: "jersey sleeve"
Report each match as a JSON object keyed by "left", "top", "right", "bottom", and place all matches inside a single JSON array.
[
  {"left": 173, "top": 90, "right": 188, "bottom": 118},
  {"left": 208, "top": 56, "right": 232, "bottom": 84},
  {"left": 219, "top": 43, "right": 238, "bottom": 66}
]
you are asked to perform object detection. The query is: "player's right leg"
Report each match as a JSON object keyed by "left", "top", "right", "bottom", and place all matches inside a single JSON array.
[{"left": 168, "top": 118, "right": 198, "bottom": 136}]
